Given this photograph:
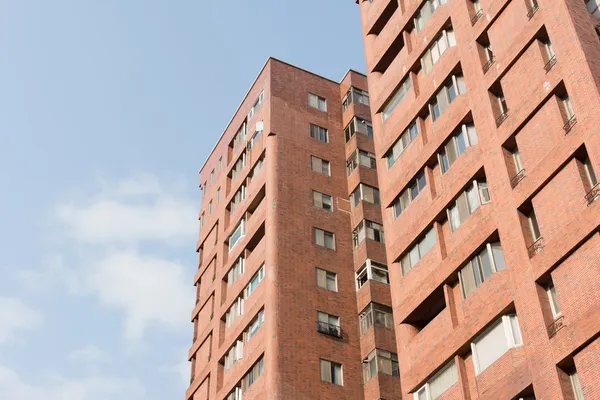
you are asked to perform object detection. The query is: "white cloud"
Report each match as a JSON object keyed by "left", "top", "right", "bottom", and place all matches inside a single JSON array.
[
  {"left": 0, "top": 365, "right": 145, "bottom": 400},
  {"left": 0, "top": 298, "right": 42, "bottom": 344},
  {"left": 68, "top": 345, "right": 107, "bottom": 363},
  {"left": 81, "top": 250, "right": 193, "bottom": 341},
  {"left": 56, "top": 174, "right": 197, "bottom": 246}
]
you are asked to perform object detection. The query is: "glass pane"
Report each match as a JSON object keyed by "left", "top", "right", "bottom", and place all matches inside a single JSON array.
[
  {"left": 320, "top": 360, "right": 331, "bottom": 382},
  {"left": 409, "top": 246, "right": 420, "bottom": 267},
  {"left": 461, "top": 262, "right": 477, "bottom": 298},
  {"left": 332, "top": 364, "right": 342, "bottom": 385},
  {"left": 474, "top": 320, "right": 509, "bottom": 373},
  {"left": 479, "top": 247, "right": 493, "bottom": 281},
  {"left": 509, "top": 315, "right": 523, "bottom": 345},
  {"left": 467, "top": 184, "right": 480, "bottom": 213},
  {"left": 491, "top": 243, "right": 506, "bottom": 271},
  {"left": 429, "top": 361, "right": 458, "bottom": 399},
  {"left": 456, "top": 131, "right": 467, "bottom": 155}
]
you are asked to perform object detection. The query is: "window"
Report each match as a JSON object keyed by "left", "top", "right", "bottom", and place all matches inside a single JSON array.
[
  {"left": 459, "top": 242, "right": 507, "bottom": 298},
  {"left": 247, "top": 91, "right": 264, "bottom": 120},
  {"left": 447, "top": 179, "right": 490, "bottom": 231},
  {"left": 225, "top": 296, "right": 244, "bottom": 328},
  {"left": 414, "top": 0, "right": 447, "bottom": 32},
  {"left": 246, "top": 309, "right": 265, "bottom": 342},
  {"left": 316, "top": 268, "right": 337, "bottom": 291},
  {"left": 210, "top": 169, "right": 215, "bottom": 184},
  {"left": 248, "top": 122, "right": 263, "bottom": 150},
  {"left": 429, "top": 74, "right": 467, "bottom": 122},
  {"left": 421, "top": 28, "right": 456, "bottom": 74},
  {"left": 401, "top": 227, "right": 436, "bottom": 275},
  {"left": 311, "top": 156, "right": 331, "bottom": 175},
  {"left": 386, "top": 120, "right": 419, "bottom": 167},
  {"left": 512, "top": 147, "right": 524, "bottom": 174},
  {"left": 243, "top": 356, "right": 264, "bottom": 390},
  {"left": 546, "top": 282, "right": 561, "bottom": 319},
  {"left": 342, "top": 87, "right": 370, "bottom": 111},
  {"left": 587, "top": 0, "right": 600, "bottom": 18},
  {"left": 230, "top": 185, "right": 246, "bottom": 212},
  {"left": 317, "top": 311, "right": 341, "bottom": 337},
  {"left": 232, "top": 123, "right": 247, "bottom": 150},
  {"left": 583, "top": 156, "right": 597, "bottom": 187},
  {"left": 308, "top": 93, "right": 327, "bottom": 111},
  {"left": 347, "top": 149, "right": 376, "bottom": 175},
  {"left": 231, "top": 152, "right": 247, "bottom": 181},
  {"left": 438, "top": 124, "right": 478, "bottom": 174},
  {"left": 200, "top": 212, "right": 205, "bottom": 227},
  {"left": 382, "top": 77, "right": 412, "bottom": 121},
  {"left": 356, "top": 260, "right": 389, "bottom": 289},
  {"left": 472, "top": 315, "right": 523, "bottom": 374},
  {"left": 314, "top": 228, "right": 335, "bottom": 249},
  {"left": 224, "top": 339, "right": 243, "bottom": 371},
  {"left": 310, "top": 124, "right": 329, "bottom": 142},
  {"left": 570, "top": 368, "right": 585, "bottom": 400},
  {"left": 218, "top": 157, "right": 223, "bottom": 171},
  {"left": 344, "top": 117, "right": 373, "bottom": 142},
  {"left": 527, "top": 209, "right": 541, "bottom": 241},
  {"left": 245, "top": 265, "right": 265, "bottom": 298},
  {"left": 353, "top": 220, "right": 384, "bottom": 247},
  {"left": 217, "top": 187, "right": 221, "bottom": 202},
  {"left": 225, "top": 387, "right": 242, "bottom": 400},
  {"left": 350, "top": 184, "right": 380, "bottom": 207},
  {"left": 209, "top": 200, "right": 213, "bottom": 215},
  {"left": 414, "top": 360, "right": 457, "bottom": 400},
  {"left": 248, "top": 157, "right": 264, "bottom": 183},
  {"left": 227, "top": 256, "right": 245, "bottom": 286},
  {"left": 363, "top": 349, "right": 399, "bottom": 382},
  {"left": 359, "top": 303, "right": 394, "bottom": 334},
  {"left": 320, "top": 359, "right": 343, "bottom": 385},
  {"left": 228, "top": 218, "right": 246, "bottom": 251},
  {"left": 392, "top": 170, "right": 426, "bottom": 219},
  {"left": 313, "top": 190, "right": 333, "bottom": 211}
]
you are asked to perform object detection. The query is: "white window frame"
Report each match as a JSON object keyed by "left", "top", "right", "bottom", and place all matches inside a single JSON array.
[
  {"left": 471, "top": 314, "right": 523, "bottom": 375},
  {"left": 244, "top": 264, "right": 265, "bottom": 298},
  {"left": 355, "top": 259, "right": 389, "bottom": 290},
  {"left": 316, "top": 267, "right": 338, "bottom": 292},
  {"left": 458, "top": 242, "right": 506, "bottom": 299},
  {"left": 546, "top": 282, "right": 562, "bottom": 319},
  {"left": 228, "top": 218, "right": 246, "bottom": 252},
  {"left": 413, "top": 360, "right": 457, "bottom": 400}
]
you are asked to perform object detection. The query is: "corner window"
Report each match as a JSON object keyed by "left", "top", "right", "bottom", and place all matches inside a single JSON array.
[
  {"left": 400, "top": 227, "right": 436, "bottom": 275},
  {"left": 414, "top": 360, "right": 457, "bottom": 400},
  {"left": 472, "top": 315, "right": 523, "bottom": 375},
  {"left": 308, "top": 93, "right": 327, "bottom": 111},
  {"left": 459, "top": 242, "right": 506, "bottom": 298},
  {"left": 447, "top": 179, "right": 490, "bottom": 232},
  {"left": 356, "top": 260, "right": 389, "bottom": 289},
  {"left": 344, "top": 117, "right": 373, "bottom": 142},
  {"left": 350, "top": 184, "right": 380, "bottom": 207},
  {"left": 342, "top": 86, "right": 370, "bottom": 111},
  {"left": 346, "top": 149, "right": 376, "bottom": 175},
  {"left": 359, "top": 303, "right": 394, "bottom": 334},
  {"left": 352, "top": 220, "right": 384, "bottom": 247},
  {"left": 363, "top": 349, "right": 399, "bottom": 382}
]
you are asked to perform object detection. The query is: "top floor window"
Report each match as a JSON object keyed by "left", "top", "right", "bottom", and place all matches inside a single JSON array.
[
  {"left": 414, "top": 0, "right": 447, "bottom": 32},
  {"left": 342, "top": 87, "right": 370, "bottom": 111},
  {"left": 308, "top": 93, "right": 327, "bottom": 111},
  {"left": 247, "top": 91, "right": 264, "bottom": 120},
  {"left": 382, "top": 77, "right": 412, "bottom": 121}
]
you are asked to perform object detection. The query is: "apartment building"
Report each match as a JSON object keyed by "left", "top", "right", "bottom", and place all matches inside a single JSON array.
[
  {"left": 357, "top": 0, "right": 600, "bottom": 399},
  {"left": 187, "top": 58, "right": 401, "bottom": 400}
]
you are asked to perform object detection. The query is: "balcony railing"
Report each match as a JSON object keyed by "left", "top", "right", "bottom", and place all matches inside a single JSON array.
[
  {"left": 471, "top": 9, "right": 484, "bottom": 25},
  {"left": 317, "top": 321, "right": 343, "bottom": 338},
  {"left": 585, "top": 183, "right": 600, "bottom": 204},
  {"left": 496, "top": 110, "right": 509, "bottom": 127},
  {"left": 527, "top": 236, "right": 545, "bottom": 257},
  {"left": 510, "top": 169, "right": 527, "bottom": 188},
  {"left": 482, "top": 56, "right": 495, "bottom": 73},
  {"left": 547, "top": 315, "right": 565, "bottom": 338},
  {"left": 526, "top": 4, "right": 539, "bottom": 20},
  {"left": 544, "top": 56, "right": 557, "bottom": 72},
  {"left": 563, "top": 115, "right": 577, "bottom": 133}
]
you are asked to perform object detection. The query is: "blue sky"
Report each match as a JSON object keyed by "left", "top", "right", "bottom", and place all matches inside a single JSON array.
[{"left": 0, "top": 1, "right": 365, "bottom": 399}]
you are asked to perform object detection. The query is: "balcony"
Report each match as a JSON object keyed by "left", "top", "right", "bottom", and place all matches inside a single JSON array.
[
  {"left": 510, "top": 169, "right": 527, "bottom": 188},
  {"left": 526, "top": 3, "right": 539, "bottom": 20},
  {"left": 496, "top": 110, "right": 509, "bottom": 127},
  {"left": 543, "top": 56, "right": 557, "bottom": 73},
  {"left": 527, "top": 236, "right": 545, "bottom": 257},
  {"left": 585, "top": 183, "right": 600, "bottom": 204},
  {"left": 563, "top": 115, "right": 577, "bottom": 133},
  {"left": 317, "top": 321, "right": 342, "bottom": 338}
]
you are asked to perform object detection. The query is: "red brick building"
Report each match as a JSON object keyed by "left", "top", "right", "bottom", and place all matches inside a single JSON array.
[
  {"left": 357, "top": 0, "right": 600, "bottom": 399},
  {"left": 187, "top": 58, "right": 401, "bottom": 400}
]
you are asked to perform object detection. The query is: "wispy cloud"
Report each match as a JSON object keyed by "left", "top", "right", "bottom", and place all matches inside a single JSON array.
[
  {"left": 68, "top": 345, "right": 108, "bottom": 363},
  {"left": 56, "top": 173, "right": 197, "bottom": 246},
  {"left": 0, "top": 297, "right": 42, "bottom": 344},
  {"left": 0, "top": 365, "right": 145, "bottom": 400}
]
